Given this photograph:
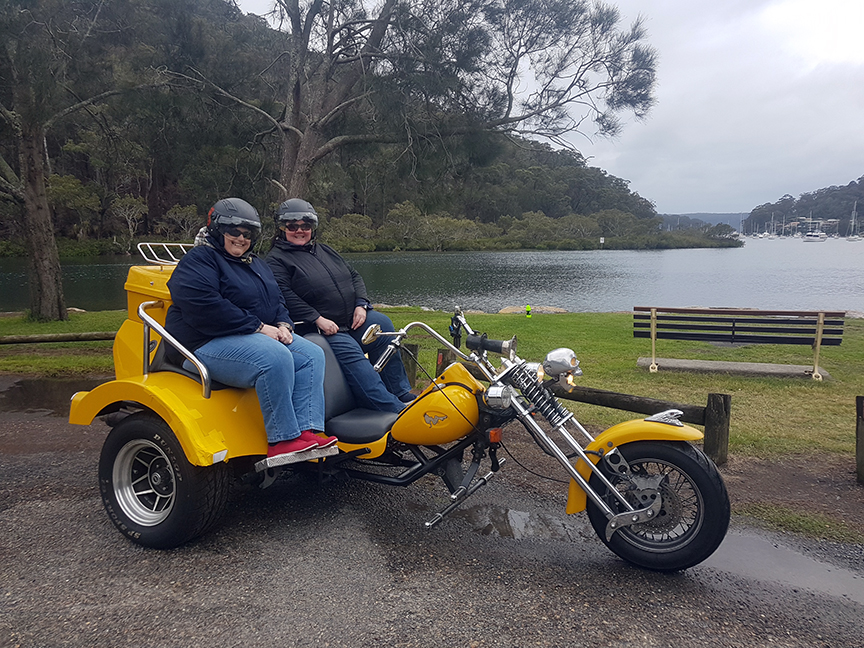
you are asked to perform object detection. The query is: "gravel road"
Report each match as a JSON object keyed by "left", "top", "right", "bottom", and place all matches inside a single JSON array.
[{"left": 1, "top": 383, "right": 862, "bottom": 648}]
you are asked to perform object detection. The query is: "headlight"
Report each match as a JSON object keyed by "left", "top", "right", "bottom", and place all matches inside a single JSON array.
[
  {"left": 524, "top": 361, "right": 545, "bottom": 382},
  {"left": 484, "top": 384, "right": 516, "bottom": 409},
  {"left": 542, "top": 348, "right": 582, "bottom": 378}
]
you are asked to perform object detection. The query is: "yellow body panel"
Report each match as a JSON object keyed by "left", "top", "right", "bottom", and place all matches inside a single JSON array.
[
  {"left": 565, "top": 419, "right": 704, "bottom": 514},
  {"left": 125, "top": 265, "right": 174, "bottom": 323},
  {"left": 389, "top": 363, "right": 484, "bottom": 445},
  {"left": 70, "top": 373, "right": 267, "bottom": 466},
  {"left": 335, "top": 435, "right": 389, "bottom": 459}
]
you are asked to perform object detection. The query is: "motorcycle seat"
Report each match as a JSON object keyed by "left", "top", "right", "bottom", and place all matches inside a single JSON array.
[{"left": 304, "top": 333, "right": 399, "bottom": 444}]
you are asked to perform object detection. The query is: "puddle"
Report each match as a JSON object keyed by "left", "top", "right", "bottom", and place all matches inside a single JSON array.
[
  {"left": 453, "top": 504, "right": 588, "bottom": 542},
  {"left": 457, "top": 504, "right": 863, "bottom": 604},
  {"left": 702, "top": 531, "right": 864, "bottom": 605},
  {"left": 0, "top": 377, "right": 107, "bottom": 417}
]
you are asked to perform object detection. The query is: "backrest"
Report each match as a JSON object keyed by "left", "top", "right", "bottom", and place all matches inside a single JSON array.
[
  {"left": 303, "top": 333, "right": 357, "bottom": 421},
  {"left": 148, "top": 340, "right": 231, "bottom": 391}
]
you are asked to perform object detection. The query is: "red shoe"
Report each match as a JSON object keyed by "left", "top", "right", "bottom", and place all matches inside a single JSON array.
[
  {"left": 299, "top": 429, "right": 338, "bottom": 448},
  {"left": 267, "top": 436, "right": 317, "bottom": 459}
]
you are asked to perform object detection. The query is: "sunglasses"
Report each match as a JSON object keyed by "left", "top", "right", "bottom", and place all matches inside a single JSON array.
[
  {"left": 284, "top": 222, "right": 313, "bottom": 232},
  {"left": 224, "top": 227, "right": 254, "bottom": 240}
]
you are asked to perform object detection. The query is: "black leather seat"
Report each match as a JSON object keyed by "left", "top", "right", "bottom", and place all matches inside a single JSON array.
[{"left": 304, "top": 333, "right": 399, "bottom": 444}]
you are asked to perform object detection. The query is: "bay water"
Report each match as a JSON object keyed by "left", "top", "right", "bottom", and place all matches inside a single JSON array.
[{"left": 1, "top": 236, "right": 862, "bottom": 314}]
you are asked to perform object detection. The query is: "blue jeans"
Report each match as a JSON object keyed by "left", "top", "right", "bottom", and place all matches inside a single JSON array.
[
  {"left": 323, "top": 310, "right": 413, "bottom": 413},
  {"left": 190, "top": 333, "right": 326, "bottom": 444}
]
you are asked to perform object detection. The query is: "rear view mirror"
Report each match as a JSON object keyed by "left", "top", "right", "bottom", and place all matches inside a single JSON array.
[{"left": 361, "top": 324, "right": 382, "bottom": 345}]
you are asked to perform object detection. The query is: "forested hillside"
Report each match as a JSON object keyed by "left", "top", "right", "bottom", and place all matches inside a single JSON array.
[
  {"left": 744, "top": 176, "right": 864, "bottom": 236},
  {"left": 2, "top": 0, "right": 739, "bottom": 320}
]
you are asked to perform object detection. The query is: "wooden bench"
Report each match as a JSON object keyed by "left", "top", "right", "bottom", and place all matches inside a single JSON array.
[{"left": 633, "top": 307, "right": 845, "bottom": 381}]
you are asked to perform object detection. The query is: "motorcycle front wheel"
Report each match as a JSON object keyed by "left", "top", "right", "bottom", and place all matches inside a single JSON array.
[{"left": 586, "top": 441, "right": 730, "bottom": 572}]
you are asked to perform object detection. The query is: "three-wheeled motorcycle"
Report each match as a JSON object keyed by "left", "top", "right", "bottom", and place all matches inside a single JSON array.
[{"left": 69, "top": 243, "right": 730, "bottom": 571}]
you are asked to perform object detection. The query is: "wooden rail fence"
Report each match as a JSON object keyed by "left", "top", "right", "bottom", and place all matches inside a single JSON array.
[
  {"left": 856, "top": 397, "right": 864, "bottom": 485},
  {"left": 0, "top": 332, "right": 116, "bottom": 344},
  {"left": 436, "top": 348, "right": 731, "bottom": 465}
]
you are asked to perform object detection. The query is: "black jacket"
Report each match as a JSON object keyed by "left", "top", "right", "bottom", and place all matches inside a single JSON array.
[
  {"left": 266, "top": 239, "right": 369, "bottom": 330},
  {"left": 165, "top": 241, "right": 293, "bottom": 361}
]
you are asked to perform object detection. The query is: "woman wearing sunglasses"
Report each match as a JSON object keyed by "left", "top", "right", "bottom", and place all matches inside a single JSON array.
[
  {"left": 165, "top": 198, "right": 333, "bottom": 462},
  {"left": 266, "top": 199, "right": 414, "bottom": 413}
]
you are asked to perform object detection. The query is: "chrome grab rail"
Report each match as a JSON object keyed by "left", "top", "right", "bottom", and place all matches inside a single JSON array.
[
  {"left": 138, "top": 300, "right": 212, "bottom": 398},
  {"left": 137, "top": 242, "right": 193, "bottom": 266}
]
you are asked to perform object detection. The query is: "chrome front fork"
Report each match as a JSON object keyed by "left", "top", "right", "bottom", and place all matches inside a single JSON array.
[{"left": 508, "top": 396, "right": 662, "bottom": 538}]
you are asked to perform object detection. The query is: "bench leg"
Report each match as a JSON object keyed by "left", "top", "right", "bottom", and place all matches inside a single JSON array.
[
  {"left": 649, "top": 308, "right": 659, "bottom": 372},
  {"left": 811, "top": 312, "right": 825, "bottom": 381}
]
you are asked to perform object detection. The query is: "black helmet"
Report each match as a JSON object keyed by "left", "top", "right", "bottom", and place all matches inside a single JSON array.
[
  {"left": 275, "top": 198, "right": 319, "bottom": 228},
  {"left": 207, "top": 198, "right": 261, "bottom": 241}
]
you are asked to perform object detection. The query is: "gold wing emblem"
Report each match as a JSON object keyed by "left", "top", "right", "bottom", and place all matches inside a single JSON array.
[{"left": 423, "top": 412, "right": 448, "bottom": 427}]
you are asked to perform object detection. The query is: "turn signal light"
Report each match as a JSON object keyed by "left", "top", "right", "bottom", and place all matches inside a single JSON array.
[{"left": 488, "top": 427, "right": 503, "bottom": 443}]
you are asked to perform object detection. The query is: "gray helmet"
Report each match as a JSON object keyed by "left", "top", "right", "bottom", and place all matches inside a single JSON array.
[
  {"left": 207, "top": 198, "right": 261, "bottom": 241},
  {"left": 275, "top": 198, "right": 319, "bottom": 228}
]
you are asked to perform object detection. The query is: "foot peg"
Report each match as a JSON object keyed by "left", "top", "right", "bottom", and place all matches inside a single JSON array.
[{"left": 254, "top": 445, "right": 339, "bottom": 472}]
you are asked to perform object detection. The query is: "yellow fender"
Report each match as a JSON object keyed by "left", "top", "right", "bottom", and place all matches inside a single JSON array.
[
  {"left": 69, "top": 373, "right": 268, "bottom": 466},
  {"left": 565, "top": 418, "right": 704, "bottom": 514}
]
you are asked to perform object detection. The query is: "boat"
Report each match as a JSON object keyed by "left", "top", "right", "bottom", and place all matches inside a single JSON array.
[
  {"left": 803, "top": 231, "right": 827, "bottom": 242},
  {"left": 847, "top": 201, "right": 861, "bottom": 242},
  {"left": 803, "top": 214, "right": 828, "bottom": 242}
]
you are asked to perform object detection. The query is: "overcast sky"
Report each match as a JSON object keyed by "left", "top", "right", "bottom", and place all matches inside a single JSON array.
[{"left": 236, "top": 0, "right": 864, "bottom": 215}]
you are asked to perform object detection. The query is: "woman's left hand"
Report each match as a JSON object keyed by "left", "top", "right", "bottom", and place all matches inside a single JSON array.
[
  {"left": 260, "top": 323, "right": 293, "bottom": 344},
  {"left": 277, "top": 324, "right": 293, "bottom": 344},
  {"left": 351, "top": 306, "right": 367, "bottom": 330}
]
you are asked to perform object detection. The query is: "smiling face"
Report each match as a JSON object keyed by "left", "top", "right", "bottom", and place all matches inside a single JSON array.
[
  {"left": 223, "top": 227, "right": 252, "bottom": 257},
  {"left": 282, "top": 220, "right": 314, "bottom": 246}
]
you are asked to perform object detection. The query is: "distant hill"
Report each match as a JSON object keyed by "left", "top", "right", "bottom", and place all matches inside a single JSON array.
[
  {"left": 660, "top": 213, "right": 748, "bottom": 226},
  {"left": 659, "top": 213, "right": 747, "bottom": 231}
]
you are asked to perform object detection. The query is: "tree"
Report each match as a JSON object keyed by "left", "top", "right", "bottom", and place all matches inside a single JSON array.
[
  {"left": 110, "top": 196, "right": 148, "bottom": 254},
  {"left": 202, "top": 0, "right": 655, "bottom": 200},
  {"left": 0, "top": 0, "right": 162, "bottom": 319}
]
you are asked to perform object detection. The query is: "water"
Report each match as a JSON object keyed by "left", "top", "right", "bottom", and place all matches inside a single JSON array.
[{"left": 2, "top": 237, "right": 863, "bottom": 313}]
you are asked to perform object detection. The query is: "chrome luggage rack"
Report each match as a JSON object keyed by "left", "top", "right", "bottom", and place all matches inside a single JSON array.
[{"left": 137, "top": 242, "right": 193, "bottom": 266}]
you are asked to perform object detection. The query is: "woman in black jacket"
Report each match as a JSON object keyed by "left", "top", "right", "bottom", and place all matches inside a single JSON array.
[{"left": 266, "top": 199, "right": 413, "bottom": 413}]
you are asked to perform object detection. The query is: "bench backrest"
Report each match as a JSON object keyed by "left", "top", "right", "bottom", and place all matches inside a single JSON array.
[{"left": 633, "top": 307, "right": 845, "bottom": 346}]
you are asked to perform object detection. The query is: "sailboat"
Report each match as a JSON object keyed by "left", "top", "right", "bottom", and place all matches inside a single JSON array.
[{"left": 847, "top": 201, "right": 861, "bottom": 242}]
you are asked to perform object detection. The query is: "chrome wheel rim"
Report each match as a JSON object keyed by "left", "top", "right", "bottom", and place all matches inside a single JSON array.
[
  {"left": 612, "top": 458, "right": 703, "bottom": 553},
  {"left": 113, "top": 439, "right": 176, "bottom": 526}
]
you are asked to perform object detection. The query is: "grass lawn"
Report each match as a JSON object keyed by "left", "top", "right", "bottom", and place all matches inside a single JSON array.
[{"left": 2, "top": 308, "right": 861, "bottom": 459}]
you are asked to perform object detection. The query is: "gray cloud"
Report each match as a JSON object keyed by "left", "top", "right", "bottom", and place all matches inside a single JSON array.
[
  {"left": 236, "top": 0, "right": 864, "bottom": 215},
  {"left": 580, "top": 0, "right": 864, "bottom": 214}
]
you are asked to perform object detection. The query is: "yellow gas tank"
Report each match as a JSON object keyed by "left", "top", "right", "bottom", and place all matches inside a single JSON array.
[{"left": 390, "top": 362, "right": 485, "bottom": 445}]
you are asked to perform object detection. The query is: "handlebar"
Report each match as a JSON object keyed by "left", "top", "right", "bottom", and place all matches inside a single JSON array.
[{"left": 465, "top": 333, "right": 509, "bottom": 356}]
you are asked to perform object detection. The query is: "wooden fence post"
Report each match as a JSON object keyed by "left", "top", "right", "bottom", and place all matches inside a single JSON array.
[
  {"left": 399, "top": 343, "right": 419, "bottom": 388},
  {"left": 856, "top": 396, "right": 864, "bottom": 485},
  {"left": 703, "top": 393, "right": 731, "bottom": 466},
  {"left": 436, "top": 348, "right": 458, "bottom": 377}
]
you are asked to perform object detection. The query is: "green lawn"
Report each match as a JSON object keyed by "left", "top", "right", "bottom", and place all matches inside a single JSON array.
[{"left": 2, "top": 308, "right": 861, "bottom": 458}]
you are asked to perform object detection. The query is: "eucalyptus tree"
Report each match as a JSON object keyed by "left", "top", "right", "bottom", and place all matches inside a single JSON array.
[
  {"left": 215, "top": 0, "right": 656, "bottom": 201},
  {"left": 0, "top": 0, "right": 164, "bottom": 319}
]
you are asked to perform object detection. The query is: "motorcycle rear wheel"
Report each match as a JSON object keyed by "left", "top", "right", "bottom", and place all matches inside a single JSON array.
[
  {"left": 98, "top": 413, "right": 231, "bottom": 549},
  {"left": 586, "top": 441, "right": 730, "bottom": 572}
]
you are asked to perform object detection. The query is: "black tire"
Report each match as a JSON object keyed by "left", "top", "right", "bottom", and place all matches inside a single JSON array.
[
  {"left": 98, "top": 413, "right": 231, "bottom": 549},
  {"left": 586, "top": 441, "right": 730, "bottom": 572}
]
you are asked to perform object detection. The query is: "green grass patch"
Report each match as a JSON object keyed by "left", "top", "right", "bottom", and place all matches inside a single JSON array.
[
  {"left": 734, "top": 504, "right": 864, "bottom": 543},
  {"left": 0, "top": 311, "right": 123, "bottom": 376},
  {"left": 0, "top": 310, "right": 126, "bottom": 335},
  {"left": 2, "top": 308, "right": 862, "bottom": 461}
]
